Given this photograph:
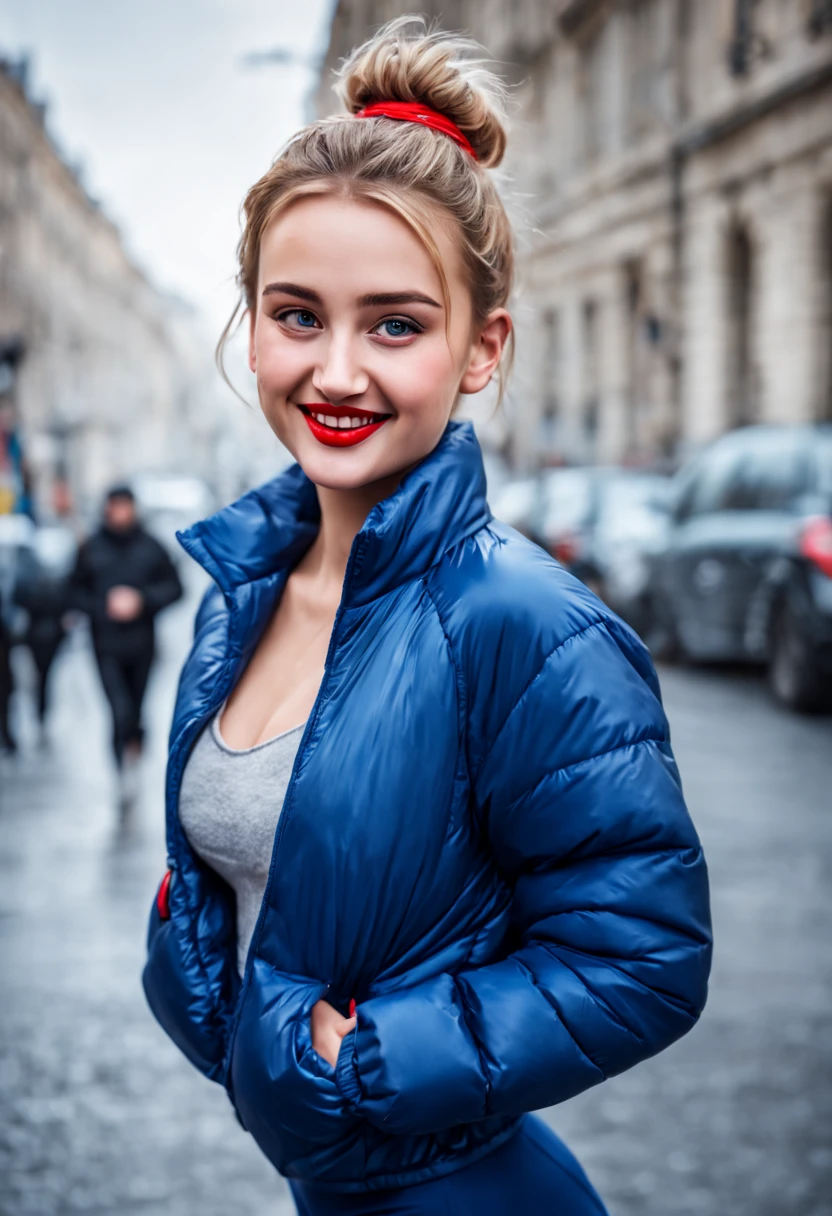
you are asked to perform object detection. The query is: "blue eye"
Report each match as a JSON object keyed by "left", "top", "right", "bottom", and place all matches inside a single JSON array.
[
  {"left": 377, "top": 318, "right": 417, "bottom": 338},
  {"left": 279, "top": 309, "right": 320, "bottom": 329}
]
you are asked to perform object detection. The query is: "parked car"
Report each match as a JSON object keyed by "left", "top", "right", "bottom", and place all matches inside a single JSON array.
[
  {"left": 489, "top": 475, "right": 541, "bottom": 539},
  {"left": 755, "top": 498, "right": 832, "bottom": 712},
  {"left": 534, "top": 467, "right": 600, "bottom": 582},
  {"left": 645, "top": 424, "right": 832, "bottom": 711},
  {"left": 591, "top": 474, "right": 672, "bottom": 633},
  {"left": 532, "top": 467, "right": 670, "bottom": 600}
]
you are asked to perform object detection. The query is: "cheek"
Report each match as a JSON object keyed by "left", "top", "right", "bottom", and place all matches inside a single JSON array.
[
  {"left": 379, "top": 341, "right": 459, "bottom": 422},
  {"left": 255, "top": 328, "right": 301, "bottom": 393}
]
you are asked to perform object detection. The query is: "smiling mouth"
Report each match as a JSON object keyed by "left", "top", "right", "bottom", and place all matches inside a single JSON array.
[
  {"left": 297, "top": 404, "right": 392, "bottom": 430},
  {"left": 296, "top": 403, "right": 393, "bottom": 448}
]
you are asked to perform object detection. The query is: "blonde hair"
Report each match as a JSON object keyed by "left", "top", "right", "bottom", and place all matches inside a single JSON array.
[{"left": 219, "top": 15, "right": 515, "bottom": 398}]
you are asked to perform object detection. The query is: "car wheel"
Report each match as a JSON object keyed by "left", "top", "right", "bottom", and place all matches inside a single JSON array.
[{"left": 768, "top": 606, "right": 829, "bottom": 713}]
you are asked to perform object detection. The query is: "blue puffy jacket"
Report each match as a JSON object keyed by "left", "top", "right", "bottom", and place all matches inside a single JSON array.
[{"left": 143, "top": 421, "right": 711, "bottom": 1192}]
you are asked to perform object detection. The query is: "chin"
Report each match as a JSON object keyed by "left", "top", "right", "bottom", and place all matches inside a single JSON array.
[{"left": 294, "top": 444, "right": 402, "bottom": 491}]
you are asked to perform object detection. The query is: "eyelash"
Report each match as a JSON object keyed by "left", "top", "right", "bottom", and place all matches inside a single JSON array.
[
  {"left": 275, "top": 309, "right": 423, "bottom": 340},
  {"left": 374, "top": 317, "right": 423, "bottom": 339},
  {"left": 276, "top": 308, "right": 320, "bottom": 330}
]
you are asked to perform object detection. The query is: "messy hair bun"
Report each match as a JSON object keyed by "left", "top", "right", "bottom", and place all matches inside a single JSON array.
[
  {"left": 336, "top": 17, "right": 508, "bottom": 169},
  {"left": 220, "top": 15, "right": 515, "bottom": 398}
]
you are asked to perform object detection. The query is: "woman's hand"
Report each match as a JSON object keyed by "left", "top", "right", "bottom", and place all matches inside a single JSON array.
[{"left": 310, "top": 998, "right": 356, "bottom": 1068}]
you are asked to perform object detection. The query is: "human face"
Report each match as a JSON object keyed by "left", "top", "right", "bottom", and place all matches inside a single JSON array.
[
  {"left": 249, "top": 194, "right": 509, "bottom": 491},
  {"left": 105, "top": 496, "right": 137, "bottom": 531}
]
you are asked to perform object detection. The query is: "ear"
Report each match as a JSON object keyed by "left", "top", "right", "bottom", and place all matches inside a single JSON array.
[
  {"left": 458, "top": 310, "right": 512, "bottom": 395},
  {"left": 247, "top": 307, "right": 256, "bottom": 373}
]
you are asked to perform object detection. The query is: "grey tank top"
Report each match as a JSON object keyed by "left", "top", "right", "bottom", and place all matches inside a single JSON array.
[{"left": 178, "top": 709, "right": 306, "bottom": 976}]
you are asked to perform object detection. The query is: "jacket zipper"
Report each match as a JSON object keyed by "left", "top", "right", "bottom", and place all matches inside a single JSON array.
[{"left": 220, "top": 536, "right": 366, "bottom": 1109}]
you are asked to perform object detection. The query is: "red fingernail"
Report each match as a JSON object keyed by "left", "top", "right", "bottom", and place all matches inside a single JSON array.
[
  {"left": 156, "top": 869, "right": 173, "bottom": 920},
  {"left": 349, "top": 998, "right": 356, "bottom": 1018}
]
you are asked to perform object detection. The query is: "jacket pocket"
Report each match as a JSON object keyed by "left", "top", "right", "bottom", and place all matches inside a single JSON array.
[
  {"left": 229, "top": 961, "right": 362, "bottom": 1175},
  {"left": 142, "top": 874, "right": 235, "bottom": 1081}
]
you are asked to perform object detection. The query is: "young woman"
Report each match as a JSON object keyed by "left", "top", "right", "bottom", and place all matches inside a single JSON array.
[{"left": 143, "top": 19, "right": 711, "bottom": 1214}]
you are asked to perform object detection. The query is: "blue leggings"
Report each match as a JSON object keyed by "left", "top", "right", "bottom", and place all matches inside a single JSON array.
[{"left": 289, "top": 1116, "right": 608, "bottom": 1215}]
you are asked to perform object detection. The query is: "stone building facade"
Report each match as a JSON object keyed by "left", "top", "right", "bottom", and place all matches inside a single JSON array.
[
  {"left": 316, "top": 0, "right": 832, "bottom": 470},
  {"left": 0, "top": 57, "right": 228, "bottom": 519}
]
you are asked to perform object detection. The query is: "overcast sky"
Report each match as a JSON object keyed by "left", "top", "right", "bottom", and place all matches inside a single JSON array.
[{"left": 0, "top": 0, "right": 336, "bottom": 331}]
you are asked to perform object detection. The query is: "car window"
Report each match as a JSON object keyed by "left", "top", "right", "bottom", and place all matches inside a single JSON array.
[
  {"left": 679, "top": 432, "right": 808, "bottom": 518},
  {"left": 676, "top": 446, "right": 743, "bottom": 520},
  {"left": 719, "top": 441, "right": 805, "bottom": 510}
]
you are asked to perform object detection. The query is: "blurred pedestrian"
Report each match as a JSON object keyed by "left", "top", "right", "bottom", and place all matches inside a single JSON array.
[
  {"left": 70, "top": 485, "right": 182, "bottom": 805},
  {"left": 0, "top": 587, "right": 14, "bottom": 753},
  {"left": 12, "top": 527, "right": 76, "bottom": 744},
  {"left": 143, "top": 19, "right": 711, "bottom": 1216},
  {"left": 0, "top": 513, "right": 34, "bottom": 754}
]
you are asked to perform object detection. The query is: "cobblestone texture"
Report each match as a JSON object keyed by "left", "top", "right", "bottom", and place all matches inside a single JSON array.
[{"left": 1, "top": 592, "right": 830, "bottom": 1216}]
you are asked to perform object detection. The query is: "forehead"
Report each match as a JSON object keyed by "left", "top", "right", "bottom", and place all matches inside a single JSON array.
[{"left": 258, "top": 194, "right": 464, "bottom": 298}]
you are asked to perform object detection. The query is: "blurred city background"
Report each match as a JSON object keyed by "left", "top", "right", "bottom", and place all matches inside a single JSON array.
[{"left": 1, "top": 2, "right": 831, "bottom": 1215}]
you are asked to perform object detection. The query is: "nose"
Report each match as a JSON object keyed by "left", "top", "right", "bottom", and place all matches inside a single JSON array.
[{"left": 311, "top": 330, "right": 370, "bottom": 402}]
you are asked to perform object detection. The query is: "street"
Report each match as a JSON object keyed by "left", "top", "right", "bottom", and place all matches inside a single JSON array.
[{"left": 1, "top": 589, "right": 830, "bottom": 1216}]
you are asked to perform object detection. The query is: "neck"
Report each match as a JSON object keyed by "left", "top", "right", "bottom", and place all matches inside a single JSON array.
[{"left": 304, "top": 471, "right": 404, "bottom": 592}]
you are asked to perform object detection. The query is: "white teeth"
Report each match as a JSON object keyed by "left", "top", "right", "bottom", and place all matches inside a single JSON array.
[{"left": 307, "top": 409, "right": 386, "bottom": 430}]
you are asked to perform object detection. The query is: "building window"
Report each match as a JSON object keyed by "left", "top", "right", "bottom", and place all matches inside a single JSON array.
[
  {"left": 727, "top": 0, "right": 769, "bottom": 76},
  {"left": 539, "top": 309, "right": 561, "bottom": 455},
  {"left": 627, "top": 0, "right": 661, "bottom": 142},
  {"left": 578, "top": 27, "right": 606, "bottom": 165},
  {"left": 726, "top": 222, "right": 758, "bottom": 427},
  {"left": 624, "top": 262, "right": 643, "bottom": 449},
  {"left": 821, "top": 194, "right": 832, "bottom": 422},
  {"left": 582, "top": 300, "right": 600, "bottom": 453},
  {"left": 808, "top": 0, "right": 832, "bottom": 39}
]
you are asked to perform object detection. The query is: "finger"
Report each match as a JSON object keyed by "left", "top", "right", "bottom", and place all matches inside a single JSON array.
[{"left": 338, "top": 1016, "right": 357, "bottom": 1037}]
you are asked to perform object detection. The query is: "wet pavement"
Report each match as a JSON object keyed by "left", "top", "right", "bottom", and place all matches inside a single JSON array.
[{"left": 1, "top": 587, "right": 830, "bottom": 1216}]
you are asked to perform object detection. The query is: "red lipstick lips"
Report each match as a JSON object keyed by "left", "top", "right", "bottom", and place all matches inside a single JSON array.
[{"left": 298, "top": 403, "right": 392, "bottom": 448}]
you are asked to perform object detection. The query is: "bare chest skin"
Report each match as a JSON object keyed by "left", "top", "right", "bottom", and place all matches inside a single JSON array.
[{"left": 219, "top": 563, "right": 339, "bottom": 749}]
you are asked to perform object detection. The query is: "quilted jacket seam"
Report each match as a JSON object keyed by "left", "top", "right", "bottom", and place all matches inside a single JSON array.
[
  {"left": 502, "top": 733, "right": 669, "bottom": 818},
  {"left": 552, "top": 942, "right": 702, "bottom": 1021},
  {"left": 452, "top": 975, "right": 493, "bottom": 1118},
  {"left": 538, "top": 942, "right": 647, "bottom": 1047},
  {"left": 422, "top": 580, "right": 469, "bottom": 759},
  {"left": 472, "top": 616, "right": 607, "bottom": 790},
  {"left": 514, "top": 957, "right": 607, "bottom": 1080}
]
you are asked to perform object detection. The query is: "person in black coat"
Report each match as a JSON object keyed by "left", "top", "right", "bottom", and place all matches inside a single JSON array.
[
  {"left": 13, "top": 544, "right": 72, "bottom": 738},
  {"left": 70, "top": 485, "right": 182, "bottom": 786},
  {"left": 0, "top": 585, "right": 14, "bottom": 753}
]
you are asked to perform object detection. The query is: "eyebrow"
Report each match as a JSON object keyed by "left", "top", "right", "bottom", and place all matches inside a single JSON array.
[
  {"left": 358, "top": 291, "right": 441, "bottom": 309},
  {"left": 261, "top": 282, "right": 441, "bottom": 310},
  {"left": 262, "top": 281, "right": 322, "bottom": 303}
]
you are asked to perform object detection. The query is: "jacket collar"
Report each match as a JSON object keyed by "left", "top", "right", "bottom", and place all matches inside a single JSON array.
[{"left": 177, "top": 421, "right": 491, "bottom": 608}]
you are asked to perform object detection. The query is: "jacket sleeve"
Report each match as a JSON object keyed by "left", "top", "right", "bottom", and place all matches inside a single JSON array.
[
  {"left": 335, "top": 615, "right": 712, "bottom": 1135},
  {"left": 67, "top": 541, "right": 97, "bottom": 617},
  {"left": 141, "top": 542, "right": 183, "bottom": 615}
]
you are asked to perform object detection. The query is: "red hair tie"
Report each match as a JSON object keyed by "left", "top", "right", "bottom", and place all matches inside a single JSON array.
[{"left": 355, "top": 101, "right": 477, "bottom": 160}]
